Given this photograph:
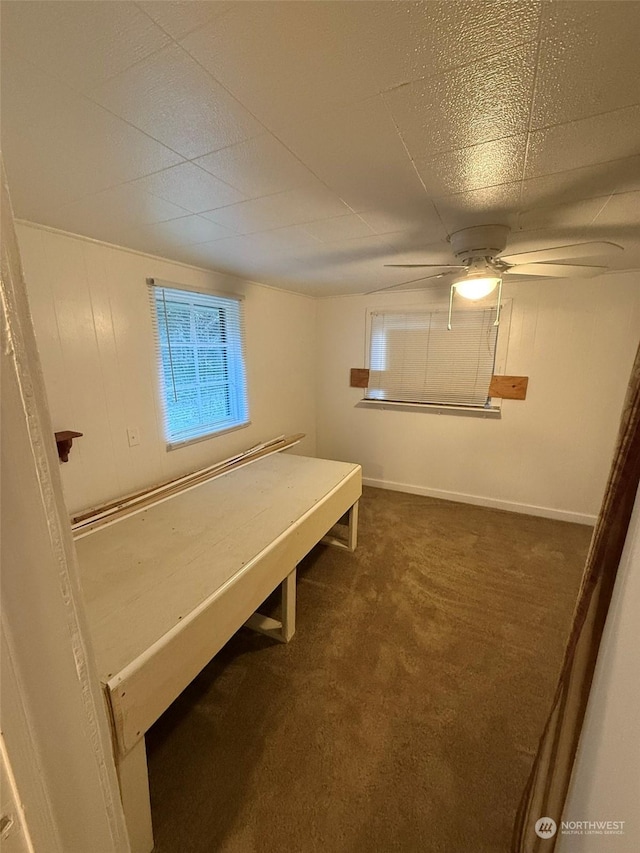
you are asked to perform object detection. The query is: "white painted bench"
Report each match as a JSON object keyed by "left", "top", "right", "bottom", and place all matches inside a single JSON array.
[{"left": 75, "top": 453, "right": 361, "bottom": 852}]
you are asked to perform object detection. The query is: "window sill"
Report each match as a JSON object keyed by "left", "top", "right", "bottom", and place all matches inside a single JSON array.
[
  {"left": 166, "top": 419, "right": 251, "bottom": 451},
  {"left": 356, "top": 400, "right": 501, "bottom": 418}
]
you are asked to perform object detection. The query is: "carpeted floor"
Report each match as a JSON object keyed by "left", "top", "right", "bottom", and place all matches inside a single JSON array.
[{"left": 146, "top": 486, "right": 592, "bottom": 853}]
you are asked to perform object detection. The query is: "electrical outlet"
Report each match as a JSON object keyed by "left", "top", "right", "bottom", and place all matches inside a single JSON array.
[{"left": 127, "top": 427, "right": 140, "bottom": 447}]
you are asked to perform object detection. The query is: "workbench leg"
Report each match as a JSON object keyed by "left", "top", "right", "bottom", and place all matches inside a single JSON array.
[
  {"left": 281, "top": 566, "right": 296, "bottom": 642},
  {"left": 116, "top": 737, "right": 154, "bottom": 853},
  {"left": 347, "top": 499, "right": 359, "bottom": 552},
  {"left": 244, "top": 566, "right": 297, "bottom": 643},
  {"left": 321, "top": 499, "right": 360, "bottom": 552}
]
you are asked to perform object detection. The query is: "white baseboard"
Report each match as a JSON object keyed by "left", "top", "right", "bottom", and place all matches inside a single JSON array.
[{"left": 361, "top": 477, "right": 597, "bottom": 526}]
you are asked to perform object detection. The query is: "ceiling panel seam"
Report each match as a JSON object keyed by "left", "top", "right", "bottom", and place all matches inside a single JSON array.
[
  {"left": 519, "top": 1, "right": 546, "bottom": 210},
  {"left": 378, "top": 92, "right": 447, "bottom": 235},
  {"left": 169, "top": 44, "right": 360, "bottom": 216},
  {"left": 133, "top": 0, "right": 236, "bottom": 43}
]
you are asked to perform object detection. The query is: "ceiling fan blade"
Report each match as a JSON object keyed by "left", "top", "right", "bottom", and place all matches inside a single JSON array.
[
  {"left": 507, "top": 263, "right": 608, "bottom": 278},
  {"left": 384, "top": 263, "right": 465, "bottom": 268},
  {"left": 501, "top": 241, "right": 623, "bottom": 265},
  {"left": 367, "top": 272, "right": 451, "bottom": 294}
]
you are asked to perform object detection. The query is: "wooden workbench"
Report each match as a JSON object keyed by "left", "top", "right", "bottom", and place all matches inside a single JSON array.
[{"left": 75, "top": 453, "right": 362, "bottom": 853}]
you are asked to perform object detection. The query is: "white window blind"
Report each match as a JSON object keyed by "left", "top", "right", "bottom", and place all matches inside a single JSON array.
[
  {"left": 149, "top": 282, "right": 249, "bottom": 447},
  {"left": 366, "top": 306, "right": 498, "bottom": 407}
]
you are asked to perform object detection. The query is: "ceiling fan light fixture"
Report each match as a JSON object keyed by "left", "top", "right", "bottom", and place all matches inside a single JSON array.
[{"left": 453, "top": 275, "right": 501, "bottom": 300}]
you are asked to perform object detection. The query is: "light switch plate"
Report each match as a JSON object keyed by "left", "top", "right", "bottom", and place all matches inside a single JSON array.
[{"left": 127, "top": 427, "right": 140, "bottom": 447}]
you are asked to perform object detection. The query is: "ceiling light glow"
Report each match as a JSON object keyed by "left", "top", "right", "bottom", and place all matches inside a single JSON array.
[{"left": 454, "top": 276, "right": 501, "bottom": 300}]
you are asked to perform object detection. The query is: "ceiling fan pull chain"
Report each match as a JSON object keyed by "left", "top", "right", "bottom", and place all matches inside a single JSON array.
[
  {"left": 447, "top": 283, "right": 455, "bottom": 331},
  {"left": 494, "top": 277, "right": 504, "bottom": 327}
]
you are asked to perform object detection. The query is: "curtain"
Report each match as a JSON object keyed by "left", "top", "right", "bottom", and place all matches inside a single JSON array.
[{"left": 512, "top": 341, "right": 640, "bottom": 852}]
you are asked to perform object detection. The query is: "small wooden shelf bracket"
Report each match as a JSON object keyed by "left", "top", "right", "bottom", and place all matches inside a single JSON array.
[
  {"left": 55, "top": 430, "right": 83, "bottom": 463},
  {"left": 350, "top": 368, "right": 370, "bottom": 388},
  {"left": 489, "top": 375, "right": 529, "bottom": 400}
]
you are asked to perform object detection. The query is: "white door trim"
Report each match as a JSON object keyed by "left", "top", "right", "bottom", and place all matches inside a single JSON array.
[{"left": 0, "top": 161, "right": 130, "bottom": 852}]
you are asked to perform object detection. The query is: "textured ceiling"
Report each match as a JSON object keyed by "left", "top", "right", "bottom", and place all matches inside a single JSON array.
[{"left": 1, "top": 0, "right": 639, "bottom": 296}]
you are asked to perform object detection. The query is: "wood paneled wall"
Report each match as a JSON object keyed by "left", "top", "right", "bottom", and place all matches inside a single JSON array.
[{"left": 17, "top": 223, "right": 317, "bottom": 514}]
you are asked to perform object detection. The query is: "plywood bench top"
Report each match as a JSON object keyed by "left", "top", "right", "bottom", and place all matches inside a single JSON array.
[{"left": 76, "top": 453, "right": 361, "bottom": 682}]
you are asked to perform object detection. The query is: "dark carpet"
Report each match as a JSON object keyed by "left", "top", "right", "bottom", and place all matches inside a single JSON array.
[{"left": 146, "top": 486, "right": 591, "bottom": 853}]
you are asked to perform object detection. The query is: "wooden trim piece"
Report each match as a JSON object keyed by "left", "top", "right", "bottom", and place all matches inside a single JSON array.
[
  {"left": 489, "top": 375, "right": 529, "bottom": 400},
  {"left": 72, "top": 433, "right": 305, "bottom": 534},
  {"left": 350, "top": 368, "right": 370, "bottom": 388}
]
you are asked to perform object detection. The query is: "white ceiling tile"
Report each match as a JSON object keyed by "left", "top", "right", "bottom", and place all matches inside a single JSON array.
[
  {"left": 195, "top": 135, "right": 316, "bottom": 198},
  {"left": 1, "top": 53, "right": 184, "bottom": 216},
  {"left": 180, "top": 3, "right": 384, "bottom": 127},
  {"left": 289, "top": 233, "right": 404, "bottom": 270},
  {"left": 181, "top": 2, "right": 541, "bottom": 130},
  {"left": 165, "top": 234, "right": 315, "bottom": 281},
  {"left": 126, "top": 215, "right": 235, "bottom": 254},
  {"left": 433, "top": 183, "right": 522, "bottom": 233},
  {"left": 201, "top": 182, "right": 352, "bottom": 234},
  {"left": 41, "top": 186, "right": 191, "bottom": 244},
  {"left": 243, "top": 226, "right": 322, "bottom": 253},
  {"left": 2, "top": 0, "right": 171, "bottom": 91},
  {"left": 375, "top": 237, "right": 454, "bottom": 267},
  {"left": 137, "top": 1, "right": 234, "bottom": 40},
  {"left": 385, "top": 43, "right": 537, "bottom": 159},
  {"left": 155, "top": 242, "right": 232, "bottom": 271},
  {"left": 415, "top": 135, "right": 528, "bottom": 196},
  {"left": 298, "top": 256, "right": 443, "bottom": 298},
  {"left": 533, "top": 2, "right": 640, "bottom": 130},
  {"left": 129, "top": 162, "right": 245, "bottom": 214},
  {"left": 520, "top": 157, "right": 640, "bottom": 211},
  {"left": 2, "top": 0, "right": 639, "bottom": 295},
  {"left": 357, "top": 209, "right": 446, "bottom": 241},
  {"left": 89, "top": 44, "right": 264, "bottom": 160},
  {"left": 350, "top": 0, "right": 541, "bottom": 95},
  {"left": 195, "top": 228, "right": 321, "bottom": 264},
  {"left": 593, "top": 191, "right": 640, "bottom": 228},
  {"left": 301, "top": 215, "right": 375, "bottom": 243},
  {"left": 276, "top": 96, "right": 432, "bottom": 215},
  {"left": 518, "top": 197, "right": 610, "bottom": 233},
  {"left": 153, "top": 215, "right": 236, "bottom": 245},
  {"left": 525, "top": 107, "right": 640, "bottom": 179}
]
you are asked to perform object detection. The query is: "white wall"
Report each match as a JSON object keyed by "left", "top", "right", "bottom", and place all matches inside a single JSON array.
[
  {"left": 16, "top": 222, "right": 317, "bottom": 515},
  {"left": 316, "top": 275, "right": 640, "bottom": 523},
  {"left": 15, "top": 221, "right": 640, "bottom": 523},
  {"left": 557, "top": 485, "right": 640, "bottom": 853}
]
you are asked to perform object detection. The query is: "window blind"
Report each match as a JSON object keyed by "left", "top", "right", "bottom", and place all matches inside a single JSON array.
[
  {"left": 149, "top": 282, "right": 249, "bottom": 447},
  {"left": 366, "top": 306, "right": 498, "bottom": 407}
]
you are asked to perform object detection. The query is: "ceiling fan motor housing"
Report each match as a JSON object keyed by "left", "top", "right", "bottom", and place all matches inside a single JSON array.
[{"left": 450, "top": 225, "right": 510, "bottom": 265}]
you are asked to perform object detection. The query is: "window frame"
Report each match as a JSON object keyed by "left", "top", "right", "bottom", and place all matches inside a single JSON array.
[
  {"left": 148, "top": 278, "right": 250, "bottom": 450},
  {"left": 361, "top": 298, "right": 512, "bottom": 417}
]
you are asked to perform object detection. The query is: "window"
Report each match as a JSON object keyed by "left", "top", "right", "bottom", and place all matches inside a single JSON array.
[
  {"left": 149, "top": 281, "right": 249, "bottom": 448},
  {"left": 366, "top": 305, "right": 499, "bottom": 408}
]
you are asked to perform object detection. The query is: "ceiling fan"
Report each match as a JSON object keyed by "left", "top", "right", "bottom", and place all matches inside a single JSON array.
[{"left": 375, "top": 224, "right": 624, "bottom": 297}]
